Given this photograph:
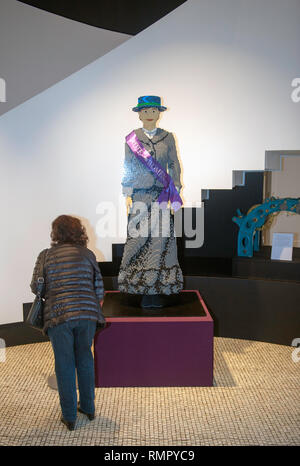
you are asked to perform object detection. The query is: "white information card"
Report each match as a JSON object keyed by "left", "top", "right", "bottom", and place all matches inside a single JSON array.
[{"left": 271, "top": 233, "right": 294, "bottom": 261}]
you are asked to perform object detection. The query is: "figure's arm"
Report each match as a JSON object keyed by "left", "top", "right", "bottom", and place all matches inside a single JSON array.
[
  {"left": 121, "top": 142, "right": 134, "bottom": 197},
  {"left": 167, "top": 133, "right": 182, "bottom": 192}
]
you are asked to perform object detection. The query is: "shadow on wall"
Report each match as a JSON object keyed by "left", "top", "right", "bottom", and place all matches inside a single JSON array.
[{"left": 75, "top": 214, "right": 106, "bottom": 262}]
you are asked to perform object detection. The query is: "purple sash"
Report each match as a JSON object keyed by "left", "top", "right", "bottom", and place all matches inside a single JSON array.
[{"left": 126, "top": 131, "right": 183, "bottom": 211}]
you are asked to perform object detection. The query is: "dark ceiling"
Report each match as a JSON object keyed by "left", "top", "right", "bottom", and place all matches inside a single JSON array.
[{"left": 18, "top": 0, "right": 187, "bottom": 35}]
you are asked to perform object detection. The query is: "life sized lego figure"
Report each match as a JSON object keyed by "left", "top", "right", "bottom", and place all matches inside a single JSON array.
[{"left": 118, "top": 96, "right": 183, "bottom": 308}]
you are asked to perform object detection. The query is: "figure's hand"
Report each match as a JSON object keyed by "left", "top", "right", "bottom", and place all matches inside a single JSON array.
[{"left": 126, "top": 196, "right": 132, "bottom": 215}]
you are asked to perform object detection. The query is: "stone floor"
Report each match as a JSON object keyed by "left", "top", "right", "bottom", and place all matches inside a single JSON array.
[{"left": 0, "top": 337, "right": 299, "bottom": 446}]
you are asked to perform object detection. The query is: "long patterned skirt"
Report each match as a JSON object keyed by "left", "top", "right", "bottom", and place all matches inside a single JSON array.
[{"left": 118, "top": 187, "right": 183, "bottom": 295}]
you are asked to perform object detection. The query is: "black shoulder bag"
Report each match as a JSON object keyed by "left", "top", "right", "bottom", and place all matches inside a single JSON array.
[{"left": 26, "top": 249, "right": 48, "bottom": 332}]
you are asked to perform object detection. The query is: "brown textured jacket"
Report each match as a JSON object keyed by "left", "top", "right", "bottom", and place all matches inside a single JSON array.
[{"left": 30, "top": 243, "right": 105, "bottom": 334}]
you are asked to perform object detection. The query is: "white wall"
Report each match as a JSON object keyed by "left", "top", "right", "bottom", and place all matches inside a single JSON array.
[{"left": 0, "top": 0, "right": 300, "bottom": 324}]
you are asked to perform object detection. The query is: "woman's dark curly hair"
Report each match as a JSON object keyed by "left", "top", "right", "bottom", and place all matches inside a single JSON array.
[{"left": 50, "top": 215, "right": 88, "bottom": 247}]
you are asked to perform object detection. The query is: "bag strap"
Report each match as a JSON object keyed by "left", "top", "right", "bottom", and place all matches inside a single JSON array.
[{"left": 36, "top": 249, "right": 48, "bottom": 296}]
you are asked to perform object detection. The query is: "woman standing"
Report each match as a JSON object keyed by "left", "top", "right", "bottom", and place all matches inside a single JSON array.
[
  {"left": 118, "top": 96, "right": 183, "bottom": 308},
  {"left": 30, "top": 215, "right": 105, "bottom": 430}
]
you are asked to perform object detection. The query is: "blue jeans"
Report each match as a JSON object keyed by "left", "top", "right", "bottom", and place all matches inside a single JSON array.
[{"left": 48, "top": 319, "right": 97, "bottom": 422}]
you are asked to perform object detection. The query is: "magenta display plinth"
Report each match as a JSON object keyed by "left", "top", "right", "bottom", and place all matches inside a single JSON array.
[{"left": 94, "top": 290, "right": 213, "bottom": 387}]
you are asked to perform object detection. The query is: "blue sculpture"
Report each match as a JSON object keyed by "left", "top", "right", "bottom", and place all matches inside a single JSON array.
[{"left": 232, "top": 197, "right": 300, "bottom": 257}]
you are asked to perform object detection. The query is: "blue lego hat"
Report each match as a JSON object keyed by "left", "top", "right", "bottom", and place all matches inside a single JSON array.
[{"left": 132, "top": 95, "right": 167, "bottom": 112}]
